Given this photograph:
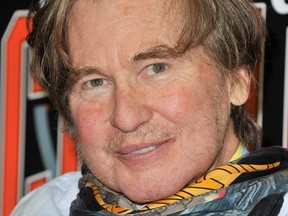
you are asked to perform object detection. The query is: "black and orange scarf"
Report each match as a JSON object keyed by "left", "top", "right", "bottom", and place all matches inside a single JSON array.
[{"left": 70, "top": 146, "right": 288, "bottom": 215}]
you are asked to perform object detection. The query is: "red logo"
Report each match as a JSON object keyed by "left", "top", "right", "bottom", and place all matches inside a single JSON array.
[{"left": 0, "top": 11, "right": 78, "bottom": 216}]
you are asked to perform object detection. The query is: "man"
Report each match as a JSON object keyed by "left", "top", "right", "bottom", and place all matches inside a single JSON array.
[{"left": 12, "top": 0, "right": 288, "bottom": 215}]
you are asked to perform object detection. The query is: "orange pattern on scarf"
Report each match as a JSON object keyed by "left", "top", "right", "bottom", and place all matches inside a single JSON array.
[{"left": 85, "top": 162, "right": 280, "bottom": 214}]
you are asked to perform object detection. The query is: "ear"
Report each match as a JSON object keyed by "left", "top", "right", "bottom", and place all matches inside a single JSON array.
[{"left": 229, "top": 68, "right": 251, "bottom": 106}]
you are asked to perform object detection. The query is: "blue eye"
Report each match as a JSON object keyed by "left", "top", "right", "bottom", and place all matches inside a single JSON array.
[{"left": 151, "top": 63, "right": 167, "bottom": 74}]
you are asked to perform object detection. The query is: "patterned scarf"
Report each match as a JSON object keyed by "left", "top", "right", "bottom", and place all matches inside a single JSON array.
[{"left": 84, "top": 161, "right": 280, "bottom": 215}]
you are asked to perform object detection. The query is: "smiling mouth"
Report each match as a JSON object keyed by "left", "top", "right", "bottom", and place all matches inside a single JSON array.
[
  {"left": 117, "top": 140, "right": 170, "bottom": 158},
  {"left": 117, "top": 138, "right": 175, "bottom": 163},
  {"left": 128, "top": 145, "right": 158, "bottom": 154}
]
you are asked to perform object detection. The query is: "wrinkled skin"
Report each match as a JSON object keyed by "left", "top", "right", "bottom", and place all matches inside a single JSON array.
[{"left": 68, "top": 0, "right": 249, "bottom": 203}]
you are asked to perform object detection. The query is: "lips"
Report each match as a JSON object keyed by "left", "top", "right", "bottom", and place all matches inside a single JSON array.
[
  {"left": 130, "top": 145, "right": 157, "bottom": 154},
  {"left": 117, "top": 142, "right": 161, "bottom": 155},
  {"left": 116, "top": 139, "right": 171, "bottom": 160}
]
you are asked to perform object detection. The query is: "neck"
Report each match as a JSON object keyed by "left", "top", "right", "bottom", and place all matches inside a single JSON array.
[{"left": 211, "top": 120, "right": 241, "bottom": 170}]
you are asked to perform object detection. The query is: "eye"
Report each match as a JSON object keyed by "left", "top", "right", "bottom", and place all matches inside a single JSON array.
[
  {"left": 78, "top": 77, "right": 112, "bottom": 101},
  {"left": 149, "top": 63, "right": 167, "bottom": 74},
  {"left": 84, "top": 78, "right": 104, "bottom": 88}
]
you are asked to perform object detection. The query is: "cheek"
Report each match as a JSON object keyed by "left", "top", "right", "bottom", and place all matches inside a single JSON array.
[
  {"left": 71, "top": 102, "right": 115, "bottom": 169},
  {"left": 71, "top": 102, "right": 109, "bottom": 142},
  {"left": 152, "top": 84, "right": 213, "bottom": 125}
]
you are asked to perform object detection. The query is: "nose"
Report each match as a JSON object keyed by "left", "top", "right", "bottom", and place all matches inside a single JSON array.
[{"left": 110, "top": 87, "right": 152, "bottom": 133}]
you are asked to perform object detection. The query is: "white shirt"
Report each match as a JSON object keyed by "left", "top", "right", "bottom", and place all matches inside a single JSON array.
[{"left": 11, "top": 171, "right": 81, "bottom": 216}]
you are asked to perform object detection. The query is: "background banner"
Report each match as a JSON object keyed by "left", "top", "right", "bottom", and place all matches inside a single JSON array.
[{"left": 285, "top": 27, "right": 288, "bottom": 149}]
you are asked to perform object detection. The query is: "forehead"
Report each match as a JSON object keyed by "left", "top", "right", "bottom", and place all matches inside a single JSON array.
[
  {"left": 69, "top": 0, "right": 183, "bottom": 21},
  {"left": 67, "top": 0, "right": 185, "bottom": 37},
  {"left": 67, "top": 0, "right": 186, "bottom": 66}
]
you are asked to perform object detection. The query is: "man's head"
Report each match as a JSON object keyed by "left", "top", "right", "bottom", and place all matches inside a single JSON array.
[{"left": 27, "top": 0, "right": 265, "bottom": 203}]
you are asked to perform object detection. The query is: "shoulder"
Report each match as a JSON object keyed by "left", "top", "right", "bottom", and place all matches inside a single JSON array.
[{"left": 11, "top": 171, "right": 81, "bottom": 216}]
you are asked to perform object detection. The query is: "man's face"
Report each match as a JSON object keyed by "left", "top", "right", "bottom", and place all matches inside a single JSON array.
[{"left": 68, "top": 0, "right": 242, "bottom": 203}]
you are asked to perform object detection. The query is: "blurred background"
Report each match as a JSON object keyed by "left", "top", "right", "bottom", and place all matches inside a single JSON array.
[{"left": 1, "top": 0, "right": 288, "bottom": 215}]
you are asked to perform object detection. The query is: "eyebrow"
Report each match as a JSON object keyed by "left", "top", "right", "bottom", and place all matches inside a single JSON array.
[{"left": 133, "top": 45, "right": 182, "bottom": 61}]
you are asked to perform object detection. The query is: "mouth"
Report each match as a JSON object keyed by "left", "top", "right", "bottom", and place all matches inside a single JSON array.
[
  {"left": 116, "top": 139, "right": 172, "bottom": 161},
  {"left": 129, "top": 145, "right": 158, "bottom": 154}
]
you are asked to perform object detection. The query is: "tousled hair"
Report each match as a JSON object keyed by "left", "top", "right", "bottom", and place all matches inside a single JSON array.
[{"left": 27, "top": 0, "right": 266, "bottom": 149}]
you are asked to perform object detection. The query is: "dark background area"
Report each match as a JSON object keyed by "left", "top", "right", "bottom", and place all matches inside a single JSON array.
[
  {"left": 0, "top": 1, "right": 31, "bottom": 37},
  {"left": 254, "top": 0, "right": 288, "bottom": 147}
]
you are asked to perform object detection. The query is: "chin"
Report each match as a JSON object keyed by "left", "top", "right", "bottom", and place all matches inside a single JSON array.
[
  {"left": 123, "top": 184, "right": 181, "bottom": 204},
  {"left": 127, "top": 193, "right": 162, "bottom": 204}
]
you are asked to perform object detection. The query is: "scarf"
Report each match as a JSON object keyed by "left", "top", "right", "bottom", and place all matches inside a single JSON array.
[
  {"left": 84, "top": 162, "right": 279, "bottom": 214},
  {"left": 71, "top": 146, "right": 288, "bottom": 215}
]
